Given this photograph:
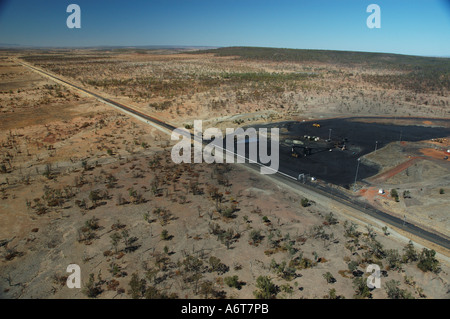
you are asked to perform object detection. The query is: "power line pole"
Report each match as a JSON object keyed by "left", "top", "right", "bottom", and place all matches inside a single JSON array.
[{"left": 353, "top": 158, "right": 361, "bottom": 192}]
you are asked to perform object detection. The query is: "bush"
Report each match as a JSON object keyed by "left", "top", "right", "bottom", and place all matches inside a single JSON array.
[
  {"left": 161, "top": 229, "right": 170, "bottom": 241},
  {"left": 417, "top": 248, "right": 440, "bottom": 273},
  {"left": 300, "top": 198, "right": 310, "bottom": 207},
  {"left": 390, "top": 189, "right": 399, "bottom": 202},
  {"left": 348, "top": 261, "right": 359, "bottom": 273},
  {"left": 224, "top": 275, "right": 244, "bottom": 290},
  {"left": 353, "top": 277, "right": 371, "bottom": 299}
]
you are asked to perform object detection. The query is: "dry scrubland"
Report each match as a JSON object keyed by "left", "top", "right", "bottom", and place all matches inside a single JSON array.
[
  {"left": 17, "top": 47, "right": 449, "bottom": 128},
  {"left": 0, "top": 49, "right": 449, "bottom": 299}
]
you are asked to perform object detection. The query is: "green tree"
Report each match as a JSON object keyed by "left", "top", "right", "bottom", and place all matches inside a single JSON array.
[
  {"left": 253, "top": 276, "right": 279, "bottom": 299},
  {"left": 390, "top": 189, "right": 399, "bottom": 202},
  {"left": 224, "top": 275, "right": 244, "bottom": 290},
  {"left": 402, "top": 240, "right": 418, "bottom": 263},
  {"left": 417, "top": 248, "right": 440, "bottom": 273}
]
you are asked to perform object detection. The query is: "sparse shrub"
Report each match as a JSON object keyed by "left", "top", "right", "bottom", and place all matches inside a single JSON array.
[
  {"left": 300, "top": 198, "right": 310, "bottom": 207},
  {"left": 82, "top": 273, "right": 103, "bottom": 298},
  {"left": 323, "top": 272, "right": 336, "bottom": 284},
  {"left": 89, "top": 189, "right": 107, "bottom": 207},
  {"left": 386, "top": 249, "right": 402, "bottom": 270},
  {"left": 352, "top": 277, "right": 372, "bottom": 299},
  {"left": 324, "top": 212, "right": 338, "bottom": 225},
  {"left": 343, "top": 221, "right": 360, "bottom": 238},
  {"left": 324, "top": 288, "right": 343, "bottom": 299},
  {"left": 348, "top": 260, "right": 359, "bottom": 273},
  {"left": 385, "top": 280, "right": 413, "bottom": 299},
  {"left": 85, "top": 217, "right": 99, "bottom": 231},
  {"left": 249, "top": 229, "right": 263, "bottom": 245},
  {"left": 42, "top": 164, "right": 53, "bottom": 179},
  {"left": 289, "top": 254, "right": 314, "bottom": 270},
  {"left": 110, "top": 232, "right": 122, "bottom": 253},
  {"left": 270, "top": 259, "right": 297, "bottom": 281},
  {"left": 128, "top": 273, "right": 146, "bottom": 299}
]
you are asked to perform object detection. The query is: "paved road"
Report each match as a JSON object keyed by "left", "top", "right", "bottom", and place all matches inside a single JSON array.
[{"left": 17, "top": 58, "right": 450, "bottom": 251}]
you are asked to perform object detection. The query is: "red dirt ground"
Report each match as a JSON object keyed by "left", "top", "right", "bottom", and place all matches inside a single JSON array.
[
  {"left": 420, "top": 148, "right": 450, "bottom": 160},
  {"left": 359, "top": 186, "right": 390, "bottom": 203},
  {"left": 369, "top": 157, "right": 422, "bottom": 183}
]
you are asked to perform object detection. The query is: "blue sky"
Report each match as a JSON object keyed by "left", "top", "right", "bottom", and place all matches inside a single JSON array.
[{"left": 0, "top": 0, "right": 449, "bottom": 56}]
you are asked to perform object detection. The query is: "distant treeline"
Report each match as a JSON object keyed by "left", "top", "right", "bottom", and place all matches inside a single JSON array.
[
  {"left": 190, "top": 46, "right": 450, "bottom": 70},
  {"left": 191, "top": 47, "right": 450, "bottom": 92}
]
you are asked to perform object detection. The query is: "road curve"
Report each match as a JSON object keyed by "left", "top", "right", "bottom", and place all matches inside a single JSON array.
[{"left": 17, "top": 58, "right": 450, "bottom": 251}]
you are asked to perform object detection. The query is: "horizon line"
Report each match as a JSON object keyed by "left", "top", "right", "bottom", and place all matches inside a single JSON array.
[{"left": 0, "top": 44, "right": 449, "bottom": 59}]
